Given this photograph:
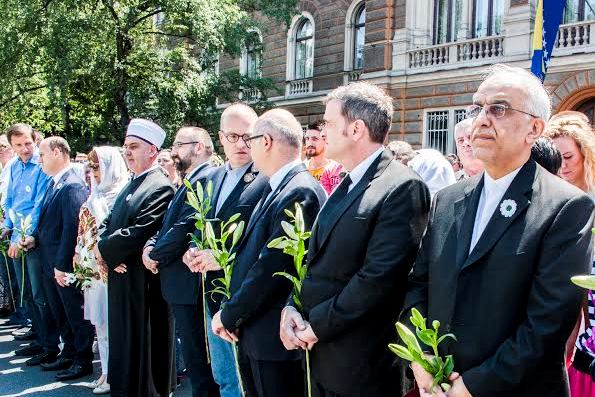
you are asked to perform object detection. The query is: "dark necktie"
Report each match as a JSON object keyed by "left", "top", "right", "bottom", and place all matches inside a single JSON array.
[
  {"left": 315, "top": 174, "right": 351, "bottom": 248},
  {"left": 42, "top": 179, "right": 56, "bottom": 207},
  {"left": 246, "top": 183, "right": 272, "bottom": 231}
]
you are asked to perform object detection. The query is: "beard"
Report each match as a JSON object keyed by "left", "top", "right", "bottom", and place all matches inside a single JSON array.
[
  {"left": 306, "top": 146, "right": 321, "bottom": 159},
  {"left": 173, "top": 154, "right": 192, "bottom": 173}
]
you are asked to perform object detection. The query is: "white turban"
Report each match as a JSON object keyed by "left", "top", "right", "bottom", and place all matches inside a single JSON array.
[{"left": 126, "top": 118, "right": 166, "bottom": 149}]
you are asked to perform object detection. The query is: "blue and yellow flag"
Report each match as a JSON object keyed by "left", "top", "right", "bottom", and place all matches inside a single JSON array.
[{"left": 531, "top": 0, "right": 567, "bottom": 82}]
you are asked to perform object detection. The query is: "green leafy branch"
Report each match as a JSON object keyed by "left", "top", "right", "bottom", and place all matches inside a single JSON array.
[
  {"left": 267, "top": 202, "right": 313, "bottom": 397},
  {"left": 389, "top": 308, "right": 457, "bottom": 393}
]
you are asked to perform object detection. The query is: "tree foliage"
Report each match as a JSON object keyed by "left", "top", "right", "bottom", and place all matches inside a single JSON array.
[{"left": 0, "top": 0, "right": 297, "bottom": 152}]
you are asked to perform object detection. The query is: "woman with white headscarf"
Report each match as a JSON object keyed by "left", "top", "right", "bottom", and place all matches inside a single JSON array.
[
  {"left": 73, "top": 146, "right": 128, "bottom": 395},
  {"left": 407, "top": 148, "right": 457, "bottom": 199}
]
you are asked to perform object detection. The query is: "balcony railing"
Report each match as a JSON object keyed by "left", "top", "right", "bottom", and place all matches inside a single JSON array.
[
  {"left": 405, "top": 36, "right": 504, "bottom": 72},
  {"left": 286, "top": 79, "right": 313, "bottom": 96},
  {"left": 555, "top": 20, "right": 595, "bottom": 56},
  {"left": 239, "top": 87, "right": 261, "bottom": 102}
]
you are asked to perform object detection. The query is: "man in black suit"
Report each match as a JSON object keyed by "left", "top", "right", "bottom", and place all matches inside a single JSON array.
[
  {"left": 280, "top": 82, "right": 431, "bottom": 397},
  {"left": 183, "top": 103, "right": 269, "bottom": 397},
  {"left": 201, "top": 109, "right": 326, "bottom": 397},
  {"left": 21, "top": 136, "right": 93, "bottom": 380},
  {"left": 95, "top": 119, "right": 176, "bottom": 397},
  {"left": 404, "top": 64, "right": 594, "bottom": 397},
  {"left": 142, "top": 126, "right": 218, "bottom": 397}
]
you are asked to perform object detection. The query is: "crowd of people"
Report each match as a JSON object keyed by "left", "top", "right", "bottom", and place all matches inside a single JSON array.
[{"left": 0, "top": 63, "right": 594, "bottom": 397}]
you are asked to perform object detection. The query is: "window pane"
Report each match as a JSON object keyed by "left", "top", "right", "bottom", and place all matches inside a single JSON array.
[
  {"left": 305, "top": 38, "right": 314, "bottom": 78},
  {"left": 585, "top": 0, "right": 595, "bottom": 20},
  {"left": 563, "top": 0, "right": 580, "bottom": 23},
  {"left": 492, "top": 0, "right": 505, "bottom": 35},
  {"left": 426, "top": 111, "right": 450, "bottom": 154},
  {"left": 297, "top": 19, "right": 313, "bottom": 39},
  {"left": 357, "top": 8, "right": 366, "bottom": 25},
  {"left": 354, "top": 26, "right": 365, "bottom": 69},
  {"left": 295, "top": 38, "right": 313, "bottom": 79},
  {"left": 453, "top": 0, "right": 464, "bottom": 41},
  {"left": 435, "top": 0, "right": 449, "bottom": 44},
  {"left": 474, "top": 0, "right": 489, "bottom": 38}
]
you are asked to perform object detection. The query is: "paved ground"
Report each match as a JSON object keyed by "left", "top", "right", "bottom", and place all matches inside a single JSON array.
[{"left": 0, "top": 318, "right": 191, "bottom": 397}]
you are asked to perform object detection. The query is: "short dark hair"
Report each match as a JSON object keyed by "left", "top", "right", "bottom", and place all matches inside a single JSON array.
[
  {"left": 307, "top": 121, "right": 324, "bottom": 132},
  {"left": 325, "top": 82, "right": 393, "bottom": 144},
  {"left": 6, "top": 123, "right": 38, "bottom": 145},
  {"left": 531, "top": 137, "right": 562, "bottom": 175},
  {"left": 45, "top": 136, "right": 71, "bottom": 157}
]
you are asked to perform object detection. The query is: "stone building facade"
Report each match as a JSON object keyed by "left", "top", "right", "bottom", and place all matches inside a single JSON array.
[{"left": 219, "top": 0, "right": 595, "bottom": 153}]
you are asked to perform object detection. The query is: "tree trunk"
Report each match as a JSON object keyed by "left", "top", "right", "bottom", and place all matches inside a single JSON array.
[{"left": 114, "top": 29, "right": 132, "bottom": 141}]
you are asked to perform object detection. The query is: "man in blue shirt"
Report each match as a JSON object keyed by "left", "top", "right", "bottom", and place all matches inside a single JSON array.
[{"left": 2, "top": 124, "right": 55, "bottom": 363}]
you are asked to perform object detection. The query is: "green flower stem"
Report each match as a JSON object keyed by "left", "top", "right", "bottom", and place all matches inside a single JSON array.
[
  {"left": 306, "top": 349, "right": 312, "bottom": 397},
  {"left": 232, "top": 341, "right": 246, "bottom": 397},
  {"left": 202, "top": 275, "right": 210, "bottom": 364}
]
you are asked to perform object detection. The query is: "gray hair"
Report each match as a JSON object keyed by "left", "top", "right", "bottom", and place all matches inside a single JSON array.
[
  {"left": 325, "top": 82, "right": 394, "bottom": 143},
  {"left": 454, "top": 118, "right": 473, "bottom": 136},
  {"left": 254, "top": 109, "right": 303, "bottom": 149},
  {"left": 220, "top": 103, "right": 258, "bottom": 131},
  {"left": 44, "top": 136, "right": 71, "bottom": 157},
  {"left": 481, "top": 64, "right": 551, "bottom": 121}
]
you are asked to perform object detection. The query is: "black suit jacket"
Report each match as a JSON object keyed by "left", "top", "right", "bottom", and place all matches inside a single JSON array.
[
  {"left": 202, "top": 163, "right": 268, "bottom": 316},
  {"left": 220, "top": 163, "right": 326, "bottom": 361},
  {"left": 36, "top": 168, "right": 89, "bottom": 276},
  {"left": 404, "top": 160, "right": 594, "bottom": 397},
  {"left": 147, "top": 163, "right": 211, "bottom": 306},
  {"left": 300, "top": 149, "right": 430, "bottom": 396}
]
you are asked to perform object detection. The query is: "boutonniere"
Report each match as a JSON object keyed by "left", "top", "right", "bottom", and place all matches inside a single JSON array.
[
  {"left": 499, "top": 199, "right": 517, "bottom": 218},
  {"left": 244, "top": 172, "right": 256, "bottom": 183}
]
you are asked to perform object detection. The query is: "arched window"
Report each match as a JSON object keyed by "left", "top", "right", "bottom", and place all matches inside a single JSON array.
[
  {"left": 295, "top": 18, "right": 314, "bottom": 79},
  {"left": 353, "top": 5, "right": 366, "bottom": 70},
  {"left": 241, "top": 31, "right": 262, "bottom": 79}
]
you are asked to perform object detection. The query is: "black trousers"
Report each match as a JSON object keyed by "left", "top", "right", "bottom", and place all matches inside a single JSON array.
[
  {"left": 171, "top": 303, "right": 219, "bottom": 397},
  {"left": 238, "top": 345, "right": 303, "bottom": 397},
  {"left": 42, "top": 275, "right": 94, "bottom": 363}
]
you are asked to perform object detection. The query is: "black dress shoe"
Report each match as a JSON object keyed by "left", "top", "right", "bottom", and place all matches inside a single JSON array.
[
  {"left": 55, "top": 363, "right": 93, "bottom": 381},
  {"left": 14, "top": 344, "right": 44, "bottom": 357},
  {"left": 25, "top": 351, "right": 58, "bottom": 366},
  {"left": 14, "top": 329, "right": 37, "bottom": 340},
  {"left": 40, "top": 356, "right": 74, "bottom": 371}
]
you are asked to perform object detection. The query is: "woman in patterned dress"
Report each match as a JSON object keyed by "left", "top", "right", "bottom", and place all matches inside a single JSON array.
[{"left": 74, "top": 147, "right": 128, "bottom": 395}]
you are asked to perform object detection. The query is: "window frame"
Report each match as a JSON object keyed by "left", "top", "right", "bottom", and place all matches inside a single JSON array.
[
  {"left": 286, "top": 12, "right": 316, "bottom": 82},
  {"left": 472, "top": 0, "right": 505, "bottom": 39},
  {"left": 422, "top": 107, "right": 467, "bottom": 154},
  {"left": 295, "top": 19, "right": 314, "bottom": 80},
  {"left": 353, "top": 4, "right": 366, "bottom": 70},
  {"left": 240, "top": 30, "right": 263, "bottom": 79}
]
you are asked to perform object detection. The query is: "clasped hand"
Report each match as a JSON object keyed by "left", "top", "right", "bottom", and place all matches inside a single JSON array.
[
  {"left": 279, "top": 306, "right": 318, "bottom": 351},
  {"left": 411, "top": 362, "right": 472, "bottom": 397},
  {"left": 182, "top": 248, "right": 222, "bottom": 273}
]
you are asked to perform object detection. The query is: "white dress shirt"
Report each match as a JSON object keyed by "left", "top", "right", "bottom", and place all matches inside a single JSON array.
[
  {"left": 344, "top": 146, "right": 384, "bottom": 193},
  {"left": 215, "top": 162, "right": 252, "bottom": 214},
  {"left": 134, "top": 164, "right": 160, "bottom": 180},
  {"left": 264, "top": 159, "right": 302, "bottom": 203},
  {"left": 53, "top": 165, "right": 73, "bottom": 185},
  {"left": 469, "top": 166, "right": 522, "bottom": 253}
]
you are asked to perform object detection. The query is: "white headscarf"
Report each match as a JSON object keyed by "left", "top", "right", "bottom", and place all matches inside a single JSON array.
[
  {"left": 87, "top": 146, "right": 129, "bottom": 225},
  {"left": 408, "top": 149, "right": 457, "bottom": 199}
]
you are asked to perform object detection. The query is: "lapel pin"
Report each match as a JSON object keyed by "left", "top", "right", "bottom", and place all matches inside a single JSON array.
[
  {"left": 244, "top": 173, "right": 256, "bottom": 183},
  {"left": 126, "top": 194, "right": 132, "bottom": 202},
  {"left": 56, "top": 183, "right": 63, "bottom": 190},
  {"left": 25, "top": 186, "right": 31, "bottom": 193},
  {"left": 499, "top": 199, "right": 517, "bottom": 218}
]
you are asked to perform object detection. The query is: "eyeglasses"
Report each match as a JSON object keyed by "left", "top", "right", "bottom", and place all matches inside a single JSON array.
[
  {"left": 243, "top": 134, "right": 265, "bottom": 149},
  {"left": 172, "top": 141, "right": 200, "bottom": 148},
  {"left": 466, "top": 104, "right": 538, "bottom": 119},
  {"left": 221, "top": 132, "right": 250, "bottom": 145}
]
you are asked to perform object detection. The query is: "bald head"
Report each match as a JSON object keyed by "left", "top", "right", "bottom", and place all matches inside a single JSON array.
[
  {"left": 177, "top": 126, "right": 214, "bottom": 156},
  {"left": 220, "top": 103, "right": 258, "bottom": 132}
]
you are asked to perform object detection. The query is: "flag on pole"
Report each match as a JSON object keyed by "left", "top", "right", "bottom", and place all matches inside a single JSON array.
[{"left": 531, "top": 0, "right": 567, "bottom": 82}]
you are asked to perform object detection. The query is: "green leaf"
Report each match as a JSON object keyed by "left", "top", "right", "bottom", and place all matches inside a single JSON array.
[
  {"left": 273, "top": 272, "right": 300, "bottom": 288},
  {"left": 443, "top": 355, "right": 454, "bottom": 377},
  {"left": 432, "top": 320, "right": 440, "bottom": 331},
  {"left": 410, "top": 308, "right": 426, "bottom": 330},
  {"left": 571, "top": 275, "right": 595, "bottom": 290},
  {"left": 436, "top": 333, "right": 458, "bottom": 345},
  {"left": 416, "top": 329, "right": 435, "bottom": 348},
  {"left": 232, "top": 221, "right": 244, "bottom": 246},
  {"left": 388, "top": 343, "right": 414, "bottom": 362},
  {"left": 281, "top": 221, "right": 298, "bottom": 239},
  {"left": 228, "top": 213, "right": 241, "bottom": 224},
  {"left": 396, "top": 322, "right": 423, "bottom": 356}
]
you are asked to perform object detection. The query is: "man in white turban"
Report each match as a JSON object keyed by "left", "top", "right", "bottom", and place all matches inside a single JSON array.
[{"left": 95, "top": 118, "right": 176, "bottom": 397}]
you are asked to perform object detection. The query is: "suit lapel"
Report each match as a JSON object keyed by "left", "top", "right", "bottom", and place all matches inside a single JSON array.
[
  {"left": 216, "top": 164, "right": 257, "bottom": 218},
  {"left": 209, "top": 167, "right": 228, "bottom": 218},
  {"left": 461, "top": 161, "right": 536, "bottom": 271},
  {"left": 243, "top": 164, "right": 305, "bottom": 241},
  {"left": 454, "top": 178, "right": 483, "bottom": 268},
  {"left": 41, "top": 171, "right": 70, "bottom": 218},
  {"left": 309, "top": 149, "right": 392, "bottom": 263}
]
